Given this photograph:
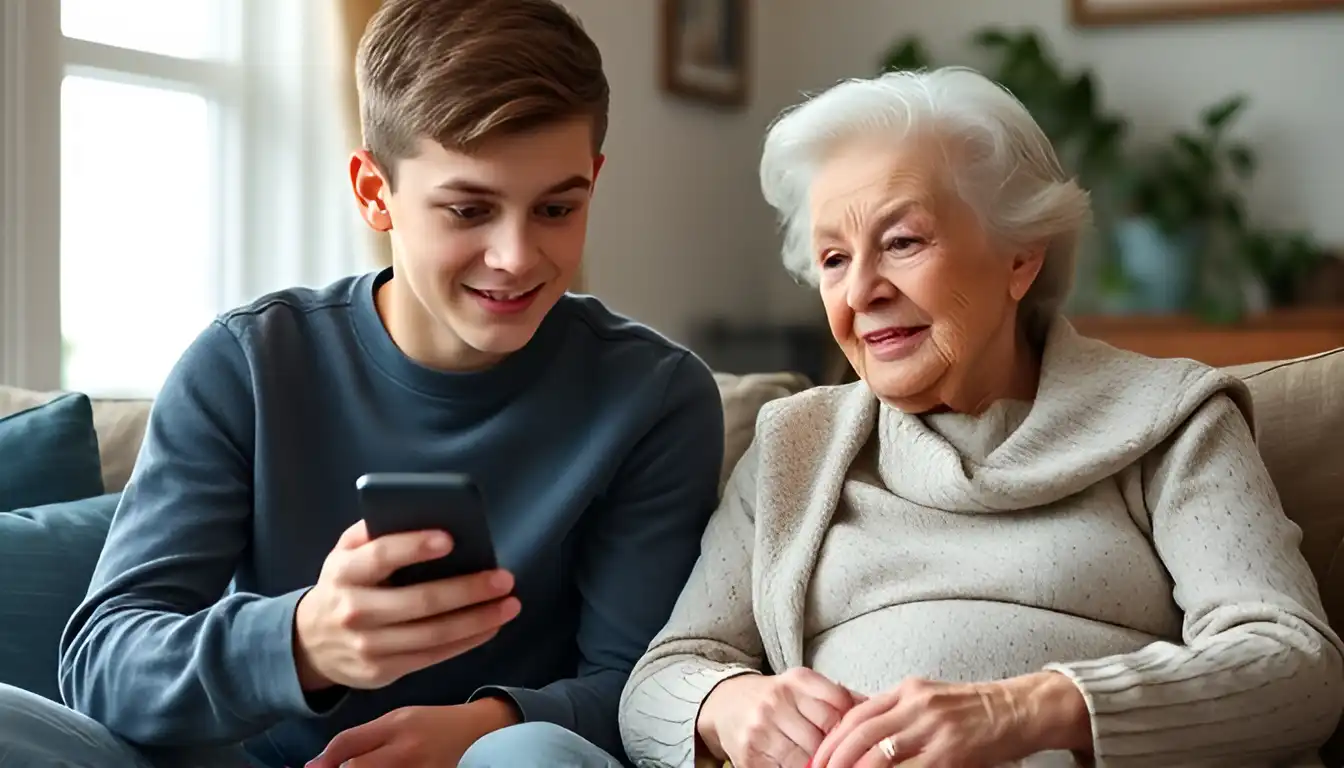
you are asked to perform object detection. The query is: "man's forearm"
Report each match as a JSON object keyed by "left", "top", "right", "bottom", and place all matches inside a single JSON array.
[{"left": 60, "top": 589, "right": 332, "bottom": 745}]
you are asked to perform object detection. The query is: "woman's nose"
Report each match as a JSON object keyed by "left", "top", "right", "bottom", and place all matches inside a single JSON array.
[{"left": 846, "top": 264, "right": 896, "bottom": 311}]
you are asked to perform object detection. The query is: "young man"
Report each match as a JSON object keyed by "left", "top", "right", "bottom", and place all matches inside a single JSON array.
[{"left": 0, "top": 1, "right": 723, "bottom": 766}]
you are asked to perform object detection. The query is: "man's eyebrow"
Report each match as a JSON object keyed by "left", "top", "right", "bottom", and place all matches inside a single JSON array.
[
  {"left": 543, "top": 175, "right": 592, "bottom": 195},
  {"left": 434, "top": 175, "right": 592, "bottom": 196}
]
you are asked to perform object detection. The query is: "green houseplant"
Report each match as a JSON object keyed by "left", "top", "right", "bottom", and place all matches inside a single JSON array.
[
  {"left": 1112, "top": 95, "right": 1255, "bottom": 318},
  {"left": 1119, "top": 96, "right": 1329, "bottom": 319},
  {"left": 1124, "top": 96, "right": 1255, "bottom": 238}
]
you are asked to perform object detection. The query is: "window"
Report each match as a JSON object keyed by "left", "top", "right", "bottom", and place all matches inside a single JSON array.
[
  {"left": 1, "top": 0, "right": 363, "bottom": 398},
  {"left": 59, "top": 0, "right": 229, "bottom": 397},
  {"left": 60, "top": 0, "right": 222, "bottom": 60}
]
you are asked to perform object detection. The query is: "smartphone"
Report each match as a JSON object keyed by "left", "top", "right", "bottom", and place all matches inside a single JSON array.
[{"left": 355, "top": 472, "right": 499, "bottom": 587}]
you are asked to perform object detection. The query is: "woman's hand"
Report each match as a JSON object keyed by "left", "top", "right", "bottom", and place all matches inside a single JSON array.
[
  {"left": 809, "top": 672, "right": 1091, "bottom": 768},
  {"left": 697, "top": 668, "right": 861, "bottom": 768}
]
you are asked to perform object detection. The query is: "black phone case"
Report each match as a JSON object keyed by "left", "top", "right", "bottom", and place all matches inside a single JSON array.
[{"left": 356, "top": 473, "right": 499, "bottom": 587}]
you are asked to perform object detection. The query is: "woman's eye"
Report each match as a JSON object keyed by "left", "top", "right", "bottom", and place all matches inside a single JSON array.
[
  {"left": 538, "top": 204, "right": 575, "bottom": 219},
  {"left": 886, "top": 237, "right": 921, "bottom": 251},
  {"left": 821, "top": 252, "right": 847, "bottom": 269}
]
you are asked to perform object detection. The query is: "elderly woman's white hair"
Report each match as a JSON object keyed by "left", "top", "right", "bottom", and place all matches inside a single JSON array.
[{"left": 760, "top": 66, "right": 1092, "bottom": 331}]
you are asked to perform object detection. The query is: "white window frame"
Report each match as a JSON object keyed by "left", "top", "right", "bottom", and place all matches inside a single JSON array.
[
  {"left": 1, "top": 0, "right": 361, "bottom": 394},
  {"left": 1, "top": 0, "right": 62, "bottom": 391}
]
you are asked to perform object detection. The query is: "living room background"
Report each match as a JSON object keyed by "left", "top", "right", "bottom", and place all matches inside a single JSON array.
[{"left": 2, "top": 0, "right": 1342, "bottom": 398}]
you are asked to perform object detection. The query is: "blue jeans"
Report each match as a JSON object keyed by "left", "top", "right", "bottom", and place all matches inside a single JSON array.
[{"left": 0, "top": 683, "right": 623, "bottom": 767}]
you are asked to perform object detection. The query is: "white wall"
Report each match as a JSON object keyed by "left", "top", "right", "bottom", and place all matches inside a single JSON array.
[
  {"left": 558, "top": 0, "right": 818, "bottom": 345},
  {"left": 757, "top": 0, "right": 1344, "bottom": 322}
]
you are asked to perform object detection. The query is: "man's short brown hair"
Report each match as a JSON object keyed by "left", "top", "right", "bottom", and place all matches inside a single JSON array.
[{"left": 356, "top": 0, "right": 610, "bottom": 186}]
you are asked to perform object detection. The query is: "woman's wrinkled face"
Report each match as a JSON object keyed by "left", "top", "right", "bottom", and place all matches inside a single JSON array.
[{"left": 809, "top": 135, "right": 1042, "bottom": 412}]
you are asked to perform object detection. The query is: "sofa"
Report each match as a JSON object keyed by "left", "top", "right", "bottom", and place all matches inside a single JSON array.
[{"left": 1, "top": 350, "right": 1342, "bottom": 757}]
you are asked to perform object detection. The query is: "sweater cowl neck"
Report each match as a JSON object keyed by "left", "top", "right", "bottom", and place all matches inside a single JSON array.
[{"left": 872, "top": 316, "right": 1253, "bottom": 513}]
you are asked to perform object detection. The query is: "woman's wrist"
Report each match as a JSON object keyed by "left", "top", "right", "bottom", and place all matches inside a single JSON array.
[
  {"left": 696, "top": 673, "right": 762, "bottom": 759},
  {"left": 695, "top": 679, "right": 736, "bottom": 759},
  {"left": 999, "top": 671, "right": 1093, "bottom": 755}
]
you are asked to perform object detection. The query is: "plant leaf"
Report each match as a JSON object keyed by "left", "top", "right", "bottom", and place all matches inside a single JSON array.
[
  {"left": 1064, "top": 72, "right": 1095, "bottom": 119},
  {"left": 1082, "top": 118, "right": 1125, "bottom": 167},
  {"left": 972, "top": 29, "right": 1012, "bottom": 48},
  {"left": 1017, "top": 31, "right": 1046, "bottom": 61},
  {"left": 1227, "top": 144, "right": 1256, "bottom": 179},
  {"left": 1174, "top": 132, "right": 1213, "bottom": 176},
  {"left": 880, "top": 38, "right": 930, "bottom": 72},
  {"left": 1221, "top": 198, "right": 1246, "bottom": 231},
  {"left": 1201, "top": 95, "right": 1247, "bottom": 131}
]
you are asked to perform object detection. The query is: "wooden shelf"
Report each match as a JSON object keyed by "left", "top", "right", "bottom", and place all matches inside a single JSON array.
[{"left": 1069, "top": 308, "right": 1344, "bottom": 367}]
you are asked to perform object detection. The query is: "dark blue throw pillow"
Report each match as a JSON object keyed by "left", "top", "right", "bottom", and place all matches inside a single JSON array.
[
  {"left": 0, "top": 492, "right": 119, "bottom": 702},
  {"left": 0, "top": 392, "right": 104, "bottom": 512}
]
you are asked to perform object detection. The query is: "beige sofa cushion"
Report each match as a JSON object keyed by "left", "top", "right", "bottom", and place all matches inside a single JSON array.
[
  {"left": 1225, "top": 348, "right": 1344, "bottom": 627},
  {"left": 715, "top": 372, "right": 813, "bottom": 494}
]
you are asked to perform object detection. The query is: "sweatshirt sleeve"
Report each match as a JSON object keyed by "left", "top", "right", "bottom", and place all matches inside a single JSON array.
[
  {"left": 619, "top": 438, "right": 769, "bottom": 768},
  {"left": 58, "top": 320, "right": 334, "bottom": 746},
  {"left": 470, "top": 352, "right": 726, "bottom": 760},
  {"left": 1044, "top": 392, "right": 1344, "bottom": 767}
]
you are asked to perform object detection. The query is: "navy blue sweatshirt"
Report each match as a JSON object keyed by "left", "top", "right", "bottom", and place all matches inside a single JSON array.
[{"left": 58, "top": 268, "right": 724, "bottom": 767}]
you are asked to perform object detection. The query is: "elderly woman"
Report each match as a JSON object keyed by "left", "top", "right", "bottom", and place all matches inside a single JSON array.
[{"left": 618, "top": 67, "right": 1344, "bottom": 768}]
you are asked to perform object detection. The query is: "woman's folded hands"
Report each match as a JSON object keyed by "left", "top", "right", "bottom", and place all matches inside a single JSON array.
[{"left": 697, "top": 668, "right": 1092, "bottom": 768}]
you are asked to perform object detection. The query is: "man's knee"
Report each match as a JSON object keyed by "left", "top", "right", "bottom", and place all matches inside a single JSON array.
[
  {"left": 459, "top": 722, "right": 624, "bottom": 768},
  {"left": 0, "top": 683, "right": 146, "bottom": 766}
]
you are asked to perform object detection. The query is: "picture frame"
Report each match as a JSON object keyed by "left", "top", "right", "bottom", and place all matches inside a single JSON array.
[
  {"left": 1071, "top": 0, "right": 1344, "bottom": 26},
  {"left": 660, "top": 0, "right": 749, "bottom": 108}
]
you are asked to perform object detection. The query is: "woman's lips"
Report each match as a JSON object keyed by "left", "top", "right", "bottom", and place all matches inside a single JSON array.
[{"left": 861, "top": 325, "right": 931, "bottom": 361}]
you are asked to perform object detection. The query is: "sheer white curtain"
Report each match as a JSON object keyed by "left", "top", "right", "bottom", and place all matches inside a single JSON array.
[{"left": 0, "top": 0, "right": 370, "bottom": 397}]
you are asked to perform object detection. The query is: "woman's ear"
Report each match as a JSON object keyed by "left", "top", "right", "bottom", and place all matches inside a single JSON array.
[{"left": 1008, "top": 243, "right": 1047, "bottom": 302}]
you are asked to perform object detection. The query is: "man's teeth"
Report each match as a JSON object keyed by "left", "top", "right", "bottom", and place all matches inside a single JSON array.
[{"left": 476, "top": 288, "right": 532, "bottom": 300}]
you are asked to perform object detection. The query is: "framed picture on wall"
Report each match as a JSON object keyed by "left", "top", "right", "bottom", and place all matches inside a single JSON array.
[
  {"left": 1072, "top": 0, "right": 1344, "bottom": 26},
  {"left": 660, "top": 0, "right": 748, "bottom": 108}
]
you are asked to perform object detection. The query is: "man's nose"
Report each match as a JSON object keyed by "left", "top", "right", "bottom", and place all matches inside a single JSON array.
[{"left": 482, "top": 224, "right": 538, "bottom": 274}]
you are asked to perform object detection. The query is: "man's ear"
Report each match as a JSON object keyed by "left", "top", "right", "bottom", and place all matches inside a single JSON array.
[
  {"left": 1008, "top": 242, "right": 1047, "bottom": 302},
  {"left": 349, "top": 150, "right": 393, "bottom": 232},
  {"left": 592, "top": 153, "right": 606, "bottom": 185}
]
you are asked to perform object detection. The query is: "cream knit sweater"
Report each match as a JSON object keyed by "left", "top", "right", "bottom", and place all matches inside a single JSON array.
[{"left": 618, "top": 319, "right": 1344, "bottom": 768}]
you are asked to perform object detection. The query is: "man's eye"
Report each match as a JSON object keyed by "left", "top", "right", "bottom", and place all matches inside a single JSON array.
[
  {"left": 447, "top": 205, "right": 489, "bottom": 220},
  {"left": 538, "top": 204, "right": 574, "bottom": 219}
]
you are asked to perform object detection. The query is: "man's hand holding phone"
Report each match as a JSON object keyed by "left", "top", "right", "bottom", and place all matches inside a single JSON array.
[{"left": 293, "top": 520, "right": 521, "bottom": 691}]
